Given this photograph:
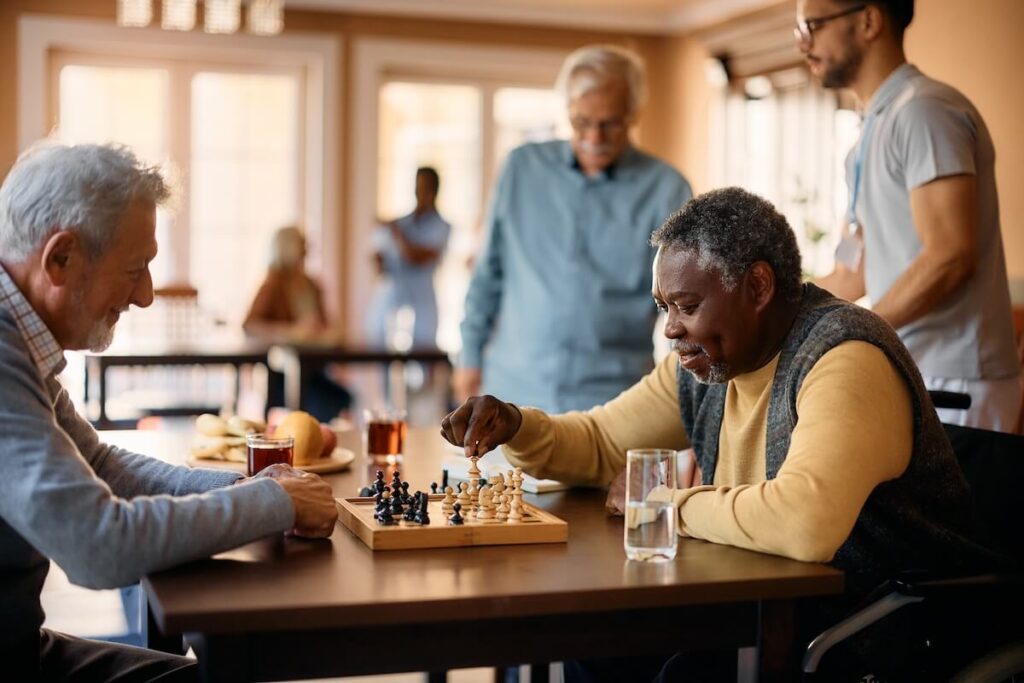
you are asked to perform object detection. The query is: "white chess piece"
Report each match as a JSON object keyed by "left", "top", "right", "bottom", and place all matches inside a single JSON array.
[
  {"left": 456, "top": 481, "right": 471, "bottom": 507},
  {"left": 442, "top": 485, "right": 455, "bottom": 513},
  {"left": 511, "top": 467, "right": 525, "bottom": 521},
  {"left": 477, "top": 485, "right": 493, "bottom": 520},
  {"left": 496, "top": 492, "right": 510, "bottom": 522}
]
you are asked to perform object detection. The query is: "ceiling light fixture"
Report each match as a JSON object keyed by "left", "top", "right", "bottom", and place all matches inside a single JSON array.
[
  {"left": 205, "top": 0, "right": 241, "bottom": 34},
  {"left": 116, "top": 1, "right": 284, "bottom": 35}
]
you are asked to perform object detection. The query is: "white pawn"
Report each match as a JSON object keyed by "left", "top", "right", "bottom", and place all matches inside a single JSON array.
[
  {"left": 456, "top": 481, "right": 471, "bottom": 508},
  {"left": 496, "top": 492, "right": 510, "bottom": 522},
  {"left": 508, "top": 494, "right": 524, "bottom": 523},
  {"left": 442, "top": 485, "right": 455, "bottom": 513}
]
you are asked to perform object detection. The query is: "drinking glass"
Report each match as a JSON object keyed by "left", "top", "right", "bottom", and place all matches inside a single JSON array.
[
  {"left": 624, "top": 449, "right": 678, "bottom": 562},
  {"left": 246, "top": 434, "right": 294, "bottom": 476},
  {"left": 363, "top": 407, "right": 408, "bottom": 464}
]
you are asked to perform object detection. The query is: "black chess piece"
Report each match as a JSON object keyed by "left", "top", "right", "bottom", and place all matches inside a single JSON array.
[
  {"left": 391, "top": 472, "right": 403, "bottom": 494},
  {"left": 378, "top": 505, "right": 395, "bottom": 525},
  {"left": 373, "top": 492, "right": 385, "bottom": 519},
  {"left": 374, "top": 470, "right": 386, "bottom": 495},
  {"left": 449, "top": 502, "right": 464, "bottom": 525},
  {"left": 401, "top": 482, "right": 411, "bottom": 504},
  {"left": 403, "top": 502, "right": 417, "bottom": 522},
  {"left": 390, "top": 493, "right": 404, "bottom": 517},
  {"left": 414, "top": 492, "right": 430, "bottom": 525},
  {"left": 430, "top": 482, "right": 438, "bottom": 495}
]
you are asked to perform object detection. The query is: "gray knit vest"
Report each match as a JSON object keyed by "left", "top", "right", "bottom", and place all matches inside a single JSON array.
[{"left": 677, "top": 284, "right": 991, "bottom": 577}]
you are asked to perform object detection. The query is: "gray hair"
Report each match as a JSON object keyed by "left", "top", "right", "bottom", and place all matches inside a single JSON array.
[
  {"left": 0, "top": 141, "right": 170, "bottom": 263},
  {"left": 555, "top": 45, "right": 646, "bottom": 117},
  {"left": 650, "top": 187, "right": 803, "bottom": 304},
  {"left": 269, "top": 225, "right": 305, "bottom": 270}
]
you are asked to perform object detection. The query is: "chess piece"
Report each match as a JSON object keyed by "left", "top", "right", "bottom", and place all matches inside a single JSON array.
[
  {"left": 442, "top": 485, "right": 455, "bottom": 513},
  {"left": 401, "top": 482, "right": 411, "bottom": 504},
  {"left": 457, "top": 481, "right": 471, "bottom": 507},
  {"left": 476, "top": 485, "right": 493, "bottom": 520},
  {"left": 430, "top": 482, "right": 438, "bottom": 495},
  {"left": 377, "top": 494, "right": 396, "bottom": 525},
  {"left": 467, "top": 455, "right": 482, "bottom": 492},
  {"left": 510, "top": 467, "right": 525, "bottom": 523},
  {"left": 403, "top": 499, "right": 417, "bottom": 522},
  {"left": 496, "top": 492, "right": 510, "bottom": 522},
  {"left": 390, "top": 491, "right": 404, "bottom": 517},
  {"left": 414, "top": 492, "right": 431, "bottom": 525},
  {"left": 373, "top": 491, "right": 385, "bottom": 519},
  {"left": 449, "top": 502, "right": 464, "bottom": 525}
]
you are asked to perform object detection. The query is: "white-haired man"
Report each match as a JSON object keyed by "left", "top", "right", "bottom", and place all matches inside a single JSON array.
[
  {"left": 455, "top": 45, "right": 692, "bottom": 413},
  {"left": 0, "top": 142, "right": 338, "bottom": 681}
]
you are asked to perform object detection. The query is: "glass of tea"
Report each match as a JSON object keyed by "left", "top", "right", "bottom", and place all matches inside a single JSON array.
[
  {"left": 246, "top": 433, "right": 295, "bottom": 476},
  {"left": 363, "top": 407, "right": 407, "bottom": 464}
]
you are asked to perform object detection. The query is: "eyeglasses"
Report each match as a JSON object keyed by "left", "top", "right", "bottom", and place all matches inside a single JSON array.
[
  {"left": 569, "top": 116, "right": 628, "bottom": 136},
  {"left": 793, "top": 4, "right": 866, "bottom": 48}
]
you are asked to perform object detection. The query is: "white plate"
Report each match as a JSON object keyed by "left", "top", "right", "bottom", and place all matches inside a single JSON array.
[{"left": 187, "top": 447, "right": 356, "bottom": 474}]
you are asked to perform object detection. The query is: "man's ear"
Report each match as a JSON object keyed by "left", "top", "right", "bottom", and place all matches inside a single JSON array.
[
  {"left": 40, "top": 230, "right": 82, "bottom": 286},
  {"left": 861, "top": 4, "right": 887, "bottom": 42},
  {"left": 746, "top": 261, "right": 777, "bottom": 313}
]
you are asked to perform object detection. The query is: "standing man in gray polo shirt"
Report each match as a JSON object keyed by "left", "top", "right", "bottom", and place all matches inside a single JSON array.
[
  {"left": 0, "top": 142, "right": 338, "bottom": 680},
  {"left": 455, "top": 45, "right": 692, "bottom": 413},
  {"left": 801, "top": 0, "right": 1020, "bottom": 430}
]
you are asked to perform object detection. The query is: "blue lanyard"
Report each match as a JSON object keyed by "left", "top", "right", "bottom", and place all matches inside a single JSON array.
[{"left": 847, "top": 112, "right": 878, "bottom": 232}]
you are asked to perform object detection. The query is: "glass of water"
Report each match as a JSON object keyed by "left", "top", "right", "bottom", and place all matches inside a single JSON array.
[{"left": 624, "top": 449, "right": 678, "bottom": 562}]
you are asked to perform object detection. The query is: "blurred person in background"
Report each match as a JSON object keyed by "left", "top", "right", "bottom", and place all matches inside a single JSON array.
[
  {"left": 244, "top": 225, "right": 353, "bottom": 422},
  {"left": 367, "top": 166, "right": 450, "bottom": 351},
  {"left": 455, "top": 45, "right": 692, "bottom": 413}
]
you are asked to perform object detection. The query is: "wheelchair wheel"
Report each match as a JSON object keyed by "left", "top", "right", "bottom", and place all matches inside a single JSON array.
[{"left": 949, "top": 640, "right": 1024, "bottom": 683}]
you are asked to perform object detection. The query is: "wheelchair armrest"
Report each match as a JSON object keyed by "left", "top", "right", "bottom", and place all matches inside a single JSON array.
[{"left": 890, "top": 570, "right": 1024, "bottom": 598}]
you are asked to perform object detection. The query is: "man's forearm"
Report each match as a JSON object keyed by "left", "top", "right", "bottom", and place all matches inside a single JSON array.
[{"left": 872, "top": 248, "right": 974, "bottom": 330}]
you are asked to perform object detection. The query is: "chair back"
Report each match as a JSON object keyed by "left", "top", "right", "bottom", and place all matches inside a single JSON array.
[{"left": 943, "top": 423, "right": 1024, "bottom": 563}]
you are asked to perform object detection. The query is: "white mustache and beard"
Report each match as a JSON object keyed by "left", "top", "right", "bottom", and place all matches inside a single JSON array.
[
  {"left": 676, "top": 344, "right": 730, "bottom": 385},
  {"left": 71, "top": 288, "right": 122, "bottom": 352},
  {"left": 577, "top": 140, "right": 615, "bottom": 158}
]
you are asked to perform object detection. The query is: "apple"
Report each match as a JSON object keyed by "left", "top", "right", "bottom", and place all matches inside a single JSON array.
[{"left": 319, "top": 423, "right": 337, "bottom": 459}]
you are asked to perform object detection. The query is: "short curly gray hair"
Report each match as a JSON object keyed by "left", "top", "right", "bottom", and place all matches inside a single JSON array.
[
  {"left": 650, "top": 187, "right": 803, "bottom": 304},
  {"left": 0, "top": 141, "right": 170, "bottom": 263},
  {"left": 555, "top": 45, "right": 646, "bottom": 117}
]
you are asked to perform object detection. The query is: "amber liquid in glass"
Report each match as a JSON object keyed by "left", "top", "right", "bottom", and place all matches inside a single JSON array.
[
  {"left": 247, "top": 444, "right": 294, "bottom": 476},
  {"left": 366, "top": 420, "right": 407, "bottom": 459}
]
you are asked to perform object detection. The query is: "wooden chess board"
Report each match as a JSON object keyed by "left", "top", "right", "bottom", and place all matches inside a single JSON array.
[{"left": 336, "top": 495, "right": 568, "bottom": 550}]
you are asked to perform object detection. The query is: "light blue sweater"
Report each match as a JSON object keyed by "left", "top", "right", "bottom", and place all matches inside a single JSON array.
[{"left": 0, "top": 308, "right": 294, "bottom": 659}]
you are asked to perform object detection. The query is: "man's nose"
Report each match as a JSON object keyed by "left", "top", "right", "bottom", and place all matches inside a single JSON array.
[{"left": 132, "top": 268, "right": 155, "bottom": 309}]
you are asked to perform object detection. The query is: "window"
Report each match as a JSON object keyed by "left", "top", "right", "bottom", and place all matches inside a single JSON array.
[
  {"left": 715, "top": 68, "right": 861, "bottom": 277},
  {"left": 375, "top": 78, "right": 569, "bottom": 352},
  {"left": 53, "top": 53, "right": 306, "bottom": 333}
]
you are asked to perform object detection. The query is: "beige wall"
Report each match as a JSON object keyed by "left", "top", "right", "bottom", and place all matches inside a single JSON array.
[{"left": 905, "top": 0, "right": 1024, "bottom": 284}]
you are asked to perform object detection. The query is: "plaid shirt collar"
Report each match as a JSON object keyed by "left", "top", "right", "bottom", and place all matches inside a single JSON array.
[{"left": 0, "top": 264, "right": 66, "bottom": 378}]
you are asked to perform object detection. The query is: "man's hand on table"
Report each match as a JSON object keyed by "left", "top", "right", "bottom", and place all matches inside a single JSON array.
[
  {"left": 254, "top": 464, "right": 338, "bottom": 538},
  {"left": 440, "top": 395, "right": 523, "bottom": 459},
  {"left": 604, "top": 449, "right": 702, "bottom": 517}
]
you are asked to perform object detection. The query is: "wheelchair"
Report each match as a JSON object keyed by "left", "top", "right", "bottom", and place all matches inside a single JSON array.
[{"left": 802, "top": 392, "right": 1024, "bottom": 682}]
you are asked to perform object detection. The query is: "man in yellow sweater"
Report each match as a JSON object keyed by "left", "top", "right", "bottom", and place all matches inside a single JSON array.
[
  {"left": 441, "top": 186, "right": 999, "bottom": 681},
  {"left": 442, "top": 186, "right": 993, "bottom": 577}
]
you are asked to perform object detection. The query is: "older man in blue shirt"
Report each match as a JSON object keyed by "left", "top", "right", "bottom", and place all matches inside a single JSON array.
[{"left": 456, "top": 45, "right": 692, "bottom": 413}]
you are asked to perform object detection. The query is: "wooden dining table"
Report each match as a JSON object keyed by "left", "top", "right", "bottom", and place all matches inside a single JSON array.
[{"left": 102, "top": 427, "right": 844, "bottom": 683}]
